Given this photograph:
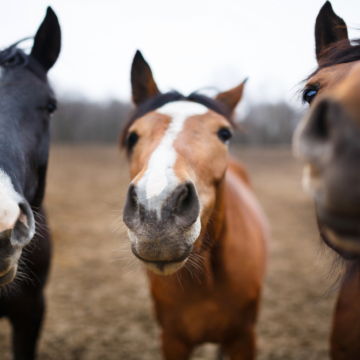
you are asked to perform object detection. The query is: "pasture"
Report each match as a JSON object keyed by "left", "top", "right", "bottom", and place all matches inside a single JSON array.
[{"left": 0, "top": 145, "right": 338, "bottom": 359}]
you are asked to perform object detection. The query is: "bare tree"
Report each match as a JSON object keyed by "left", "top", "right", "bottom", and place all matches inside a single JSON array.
[
  {"left": 51, "top": 100, "right": 132, "bottom": 143},
  {"left": 233, "top": 102, "right": 303, "bottom": 144},
  {"left": 52, "top": 99, "right": 302, "bottom": 145}
]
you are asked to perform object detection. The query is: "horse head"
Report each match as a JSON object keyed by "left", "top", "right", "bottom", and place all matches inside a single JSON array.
[
  {"left": 122, "top": 51, "right": 246, "bottom": 275},
  {"left": 294, "top": 1, "right": 360, "bottom": 259},
  {"left": 0, "top": 7, "right": 60, "bottom": 286}
]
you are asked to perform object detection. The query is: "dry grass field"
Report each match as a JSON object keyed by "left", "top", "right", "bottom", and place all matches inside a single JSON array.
[{"left": 0, "top": 145, "right": 341, "bottom": 359}]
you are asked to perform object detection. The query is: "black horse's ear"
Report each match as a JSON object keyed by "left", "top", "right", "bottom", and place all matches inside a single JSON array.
[
  {"left": 215, "top": 79, "right": 247, "bottom": 115},
  {"left": 31, "top": 7, "right": 61, "bottom": 71},
  {"left": 131, "top": 50, "right": 160, "bottom": 106},
  {"left": 315, "top": 1, "right": 349, "bottom": 63}
]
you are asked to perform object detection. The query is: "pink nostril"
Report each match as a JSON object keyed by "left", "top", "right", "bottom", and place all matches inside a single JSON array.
[{"left": 19, "top": 208, "right": 28, "bottom": 229}]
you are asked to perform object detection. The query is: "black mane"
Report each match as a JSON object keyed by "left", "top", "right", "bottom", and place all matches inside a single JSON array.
[
  {"left": 308, "top": 38, "right": 360, "bottom": 79},
  {"left": 121, "top": 91, "right": 235, "bottom": 147},
  {"left": 0, "top": 39, "right": 47, "bottom": 81}
]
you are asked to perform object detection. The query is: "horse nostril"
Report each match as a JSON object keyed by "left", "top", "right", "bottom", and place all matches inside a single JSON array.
[
  {"left": 305, "top": 99, "right": 330, "bottom": 141},
  {"left": 123, "top": 184, "right": 139, "bottom": 229},
  {"left": 170, "top": 183, "right": 200, "bottom": 228},
  {"left": 11, "top": 202, "right": 35, "bottom": 245},
  {"left": 18, "top": 207, "right": 28, "bottom": 228}
]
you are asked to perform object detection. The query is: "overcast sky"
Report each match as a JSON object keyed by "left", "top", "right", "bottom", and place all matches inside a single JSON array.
[{"left": 1, "top": 0, "right": 360, "bottom": 110}]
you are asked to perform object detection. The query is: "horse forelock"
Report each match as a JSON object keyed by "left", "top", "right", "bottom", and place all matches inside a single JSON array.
[
  {"left": 306, "top": 38, "right": 360, "bottom": 82},
  {"left": 0, "top": 41, "right": 47, "bottom": 81}
]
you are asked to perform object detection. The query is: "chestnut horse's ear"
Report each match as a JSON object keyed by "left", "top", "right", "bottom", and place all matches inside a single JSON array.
[
  {"left": 215, "top": 79, "right": 247, "bottom": 114},
  {"left": 31, "top": 7, "right": 61, "bottom": 71},
  {"left": 131, "top": 50, "right": 161, "bottom": 106},
  {"left": 315, "top": 1, "right": 349, "bottom": 63}
]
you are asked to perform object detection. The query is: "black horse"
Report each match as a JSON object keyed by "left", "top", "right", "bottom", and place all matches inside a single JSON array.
[{"left": 0, "top": 7, "right": 60, "bottom": 360}]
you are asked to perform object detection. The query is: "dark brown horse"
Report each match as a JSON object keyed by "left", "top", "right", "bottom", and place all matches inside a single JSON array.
[
  {"left": 0, "top": 8, "right": 60, "bottom": 360},
  {"left": 121, "top": 51, "right": 268, "bottom": 359},
  {"left": 294, "top": 2, "right": 360, "bottom": 359}
]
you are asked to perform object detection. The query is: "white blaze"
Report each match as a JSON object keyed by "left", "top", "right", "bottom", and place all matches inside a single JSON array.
[
  {"left": 0, "top": 169, "right": 22, "bottom": 233},
  {"left": 136, "top": 101, "right": 207, "bottom": 214}
]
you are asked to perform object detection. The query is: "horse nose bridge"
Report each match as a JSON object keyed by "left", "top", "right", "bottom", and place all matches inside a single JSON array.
[{"left": 125, "top": 167, "right": 183, "bottom": 220}]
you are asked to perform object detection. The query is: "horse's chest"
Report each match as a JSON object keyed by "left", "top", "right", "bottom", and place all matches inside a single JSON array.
[
  {"left": 155, "top": 288, "right": 236, "bottom": 343},
  {"left": 181, "top": 299, "right": 226, "bottom": 341}
]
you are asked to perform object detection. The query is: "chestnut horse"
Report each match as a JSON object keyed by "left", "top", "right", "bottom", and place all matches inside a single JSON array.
[
  {"left": 294, "top": 2, "right": 360, "bottom": 359},
  {"left": 0, "top": 8, "right": 60, "bottom": 360},
  {"left": 121, "top": 51, "right": 268, "bottom": 359}
]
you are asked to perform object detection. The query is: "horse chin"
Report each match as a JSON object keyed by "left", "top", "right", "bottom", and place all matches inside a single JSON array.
[
  {"left": 142, "top": 259, "right": 187, "bottom": 276},
  {"left": 128, "top": 227, "right": 198, "bottom": 276},
  {"left": 132, "top": 244, "right": 192, "bottom": 276},
  {"left": 321, "top": 226, "right": 360, "bottom": 259},
  {"left": 316, "top": 205, "right": 360, "bottom": 259},
  {"left": 0, "top": 264, "right": 18, "bottom": 286},
  {"left": 321, "top": 226, "right": 360, "bottom": 257}
]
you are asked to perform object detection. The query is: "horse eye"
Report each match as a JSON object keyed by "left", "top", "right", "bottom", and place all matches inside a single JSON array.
[
  {"left": 302, "top": 88, "right": 318, "bottom": 105},
  {"left": 217, "top": 128, "right": 232, "bottom": 144},
  {"left": 127, "top": 132, "right": 139, "bottom": 151},
  {"left": 46, "top": 102, "right": 57, "bottom": 116}
]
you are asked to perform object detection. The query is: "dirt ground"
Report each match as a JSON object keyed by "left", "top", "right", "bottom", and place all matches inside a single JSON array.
[{"left": 0, "top": 145, "right": 340, "bottom": 360}]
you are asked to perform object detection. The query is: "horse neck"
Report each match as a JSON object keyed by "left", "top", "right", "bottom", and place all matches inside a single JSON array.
[
  {"left": 29, "top": 163, "right": 48, "bottom": 209},
  {"left": 203, "top": 176, "right": 227, "bottom": 250}
]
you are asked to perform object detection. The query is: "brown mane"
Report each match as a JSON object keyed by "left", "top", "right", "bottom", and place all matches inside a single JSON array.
[{"left": 309, "top": 38, "right": 360, "bottom": 79}]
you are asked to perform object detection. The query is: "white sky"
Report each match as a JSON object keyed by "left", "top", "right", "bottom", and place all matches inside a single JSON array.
[{"left": 0, "top": 0, "right": 359, "bottom": 110}]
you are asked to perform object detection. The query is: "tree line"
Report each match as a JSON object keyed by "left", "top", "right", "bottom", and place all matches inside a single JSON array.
[{"left": 51, "top": 99, "right": 303, "bottom": 144}]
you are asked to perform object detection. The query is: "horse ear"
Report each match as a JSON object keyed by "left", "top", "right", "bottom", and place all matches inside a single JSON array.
[
  {"left": 315, "top": 1, "right": 349, "bottom": 63},
  {"left": 215, "top": 79, "right": 247, "bottom": 114},
  {"left": 31, "top": 7, "right": 61, "bottom": 71},
  {"left": 131, "top": 50, "right": 161, "bottom": 106}
]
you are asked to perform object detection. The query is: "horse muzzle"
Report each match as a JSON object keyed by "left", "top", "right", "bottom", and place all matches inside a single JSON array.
[
  {"left": 0, "top": 201, "right": 35, "bottom": 286},
  {"left": 317, "top": 206, "right": 360, "bottom": 259},
  {"left": 123, "top": 181, "right": 202, "bottom": 275}
]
